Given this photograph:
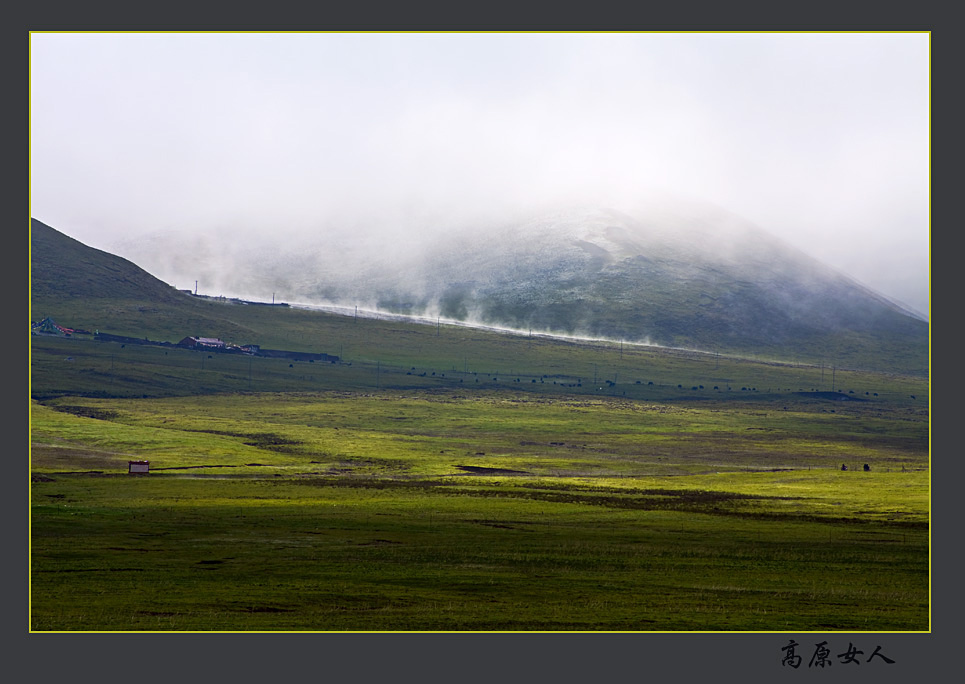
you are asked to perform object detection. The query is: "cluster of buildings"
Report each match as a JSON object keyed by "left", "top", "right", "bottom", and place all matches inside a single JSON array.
[
  {"left": 30, "top": 317, "right": 338, "bottom": 364},
  {"left": 177, "top": 336, "right": 256, "bottom": 354}
]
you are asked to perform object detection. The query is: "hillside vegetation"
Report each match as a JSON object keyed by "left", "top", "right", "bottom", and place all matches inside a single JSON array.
[
  {"left": 102, "top": 203, "right": 930, "bottom": 375},
  {"left": 32, "top": 217, "right": 928, "bottom": 377}
]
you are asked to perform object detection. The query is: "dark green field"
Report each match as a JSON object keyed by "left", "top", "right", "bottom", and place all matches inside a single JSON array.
[
  {"left": 29, "top": 301, "right": 930, "bottom": 632},
  {"left": 30, "top": 473, "right": 927, "bottom": 631}
]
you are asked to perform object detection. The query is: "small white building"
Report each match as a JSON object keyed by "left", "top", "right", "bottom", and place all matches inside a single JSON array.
[
  {"left": 128, "top": 460, "right": 150, "bottom": 474},
  {"left": 178, "top": 336, "right": 227, "bottom": 350}
]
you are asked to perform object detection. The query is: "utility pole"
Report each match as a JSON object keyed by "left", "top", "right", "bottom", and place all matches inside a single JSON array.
[{"left": 194, "top": 280, "right": 198, "bottom": 295}]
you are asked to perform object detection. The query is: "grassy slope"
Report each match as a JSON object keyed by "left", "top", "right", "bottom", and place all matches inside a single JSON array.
[
  {"left": 32, "top": 218, "right": 928, "bottom": 376},
  {"left": 28, "top": 219, "right": 931, "bottom": 402},
  {"left": 445, "top": 252, "right": 929, "bottom": 375},
  {"left": 30, "top": 320, "right": 930, "bottom": 404},
  {"left": 31, "top": 219, "right": 187, "bottom": 305}
]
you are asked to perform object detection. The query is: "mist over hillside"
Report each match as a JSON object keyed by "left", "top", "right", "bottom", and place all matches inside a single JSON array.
[{"left": 101, "top": 197, "right": 927, "bottom": 373}]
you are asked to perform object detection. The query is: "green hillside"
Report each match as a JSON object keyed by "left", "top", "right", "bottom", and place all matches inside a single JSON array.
[
  {"left": 32, "top": 218, "right": 277, "bottom": 345},
  {"left": 31, "top": 219, "right": 186, "bottom": 304},
  {"left": 381, "top": 207, "right": 930, "bottom": 375},
  {"left": 113, "top": 205, "right": 927, "bottom": 374},
  {"left": 30, "top": 217, "right": 928, "bottom": 403}
]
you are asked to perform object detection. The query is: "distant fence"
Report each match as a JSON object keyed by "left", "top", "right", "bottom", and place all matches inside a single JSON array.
[
  {"left": 95, "top": 332, "right": 173, "bottom": 346},
  {"left": 256, "top": 349, "right": 339, "bottom": 363}
]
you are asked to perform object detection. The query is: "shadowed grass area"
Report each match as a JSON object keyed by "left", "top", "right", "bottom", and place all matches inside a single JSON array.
[
  {"left": 30, "top": 390, "right": 928, "bottom": 631},
  {"left": 31, "top": 310, "right": 929, "bottom": 403},
  {"left": 30, "top": 474, "right": 927, "bottom": 631}
]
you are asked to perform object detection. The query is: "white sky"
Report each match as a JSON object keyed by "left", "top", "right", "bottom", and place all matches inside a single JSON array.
[{"left": 30, "top": 32, "right": 930, "bottom": 316}]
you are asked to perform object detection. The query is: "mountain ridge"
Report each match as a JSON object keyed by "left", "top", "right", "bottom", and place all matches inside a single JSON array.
[{"left": 32, "top": 204, "right": 929, "bottom": 376}]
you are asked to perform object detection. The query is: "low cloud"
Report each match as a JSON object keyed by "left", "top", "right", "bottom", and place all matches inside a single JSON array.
[{"left": 30, "top": 32, "right": 930, "bottom": 317}]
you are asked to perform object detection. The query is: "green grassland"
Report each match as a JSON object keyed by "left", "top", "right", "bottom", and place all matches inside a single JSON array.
[
  {"left": 30, "top": 474, "right": 927, "bottom": 631},
  {"left": 30, "top": 300, "right": 929, "bottom": 632},
  {"left": 30, "top": 306, "right": 929, "bottom": 403},
  {"left": 31, "top": 385, "right": 928, "bottom": 630}
]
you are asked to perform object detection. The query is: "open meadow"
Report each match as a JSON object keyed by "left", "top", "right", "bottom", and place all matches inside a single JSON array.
[{"left": 30, "top": 318, "right": 930, "bottom": 630}]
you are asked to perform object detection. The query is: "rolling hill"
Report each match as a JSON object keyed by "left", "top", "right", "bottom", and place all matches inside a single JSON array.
[
  {"left": 31, "top": 218, "right": 185, "bottom": 304},
  {"left": 30, "top": 218, "right": 263, "bottom": 345},
  {"left": 405, "top": 204, "right": 930, "bottom": 372},
  {"left": 94, "top": 200, "right": 928, "bottom": 375}
]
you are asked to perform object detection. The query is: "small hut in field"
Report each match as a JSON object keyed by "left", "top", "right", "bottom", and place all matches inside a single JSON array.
[{"left": 128, "top": 460, "right": 150, "bottom": 474}]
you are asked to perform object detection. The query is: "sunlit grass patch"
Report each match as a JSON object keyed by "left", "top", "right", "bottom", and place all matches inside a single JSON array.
[{"left": 30, "top": 387, "right": 928, "bottom": 631}]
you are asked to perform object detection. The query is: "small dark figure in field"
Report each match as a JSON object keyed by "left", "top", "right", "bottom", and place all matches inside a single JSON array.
[
  {"left": 863, "top": 464, "right": 871, "bottom": 472},
  {"left": 841, "top": 464, "right": 848, "bottom": 471}
]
